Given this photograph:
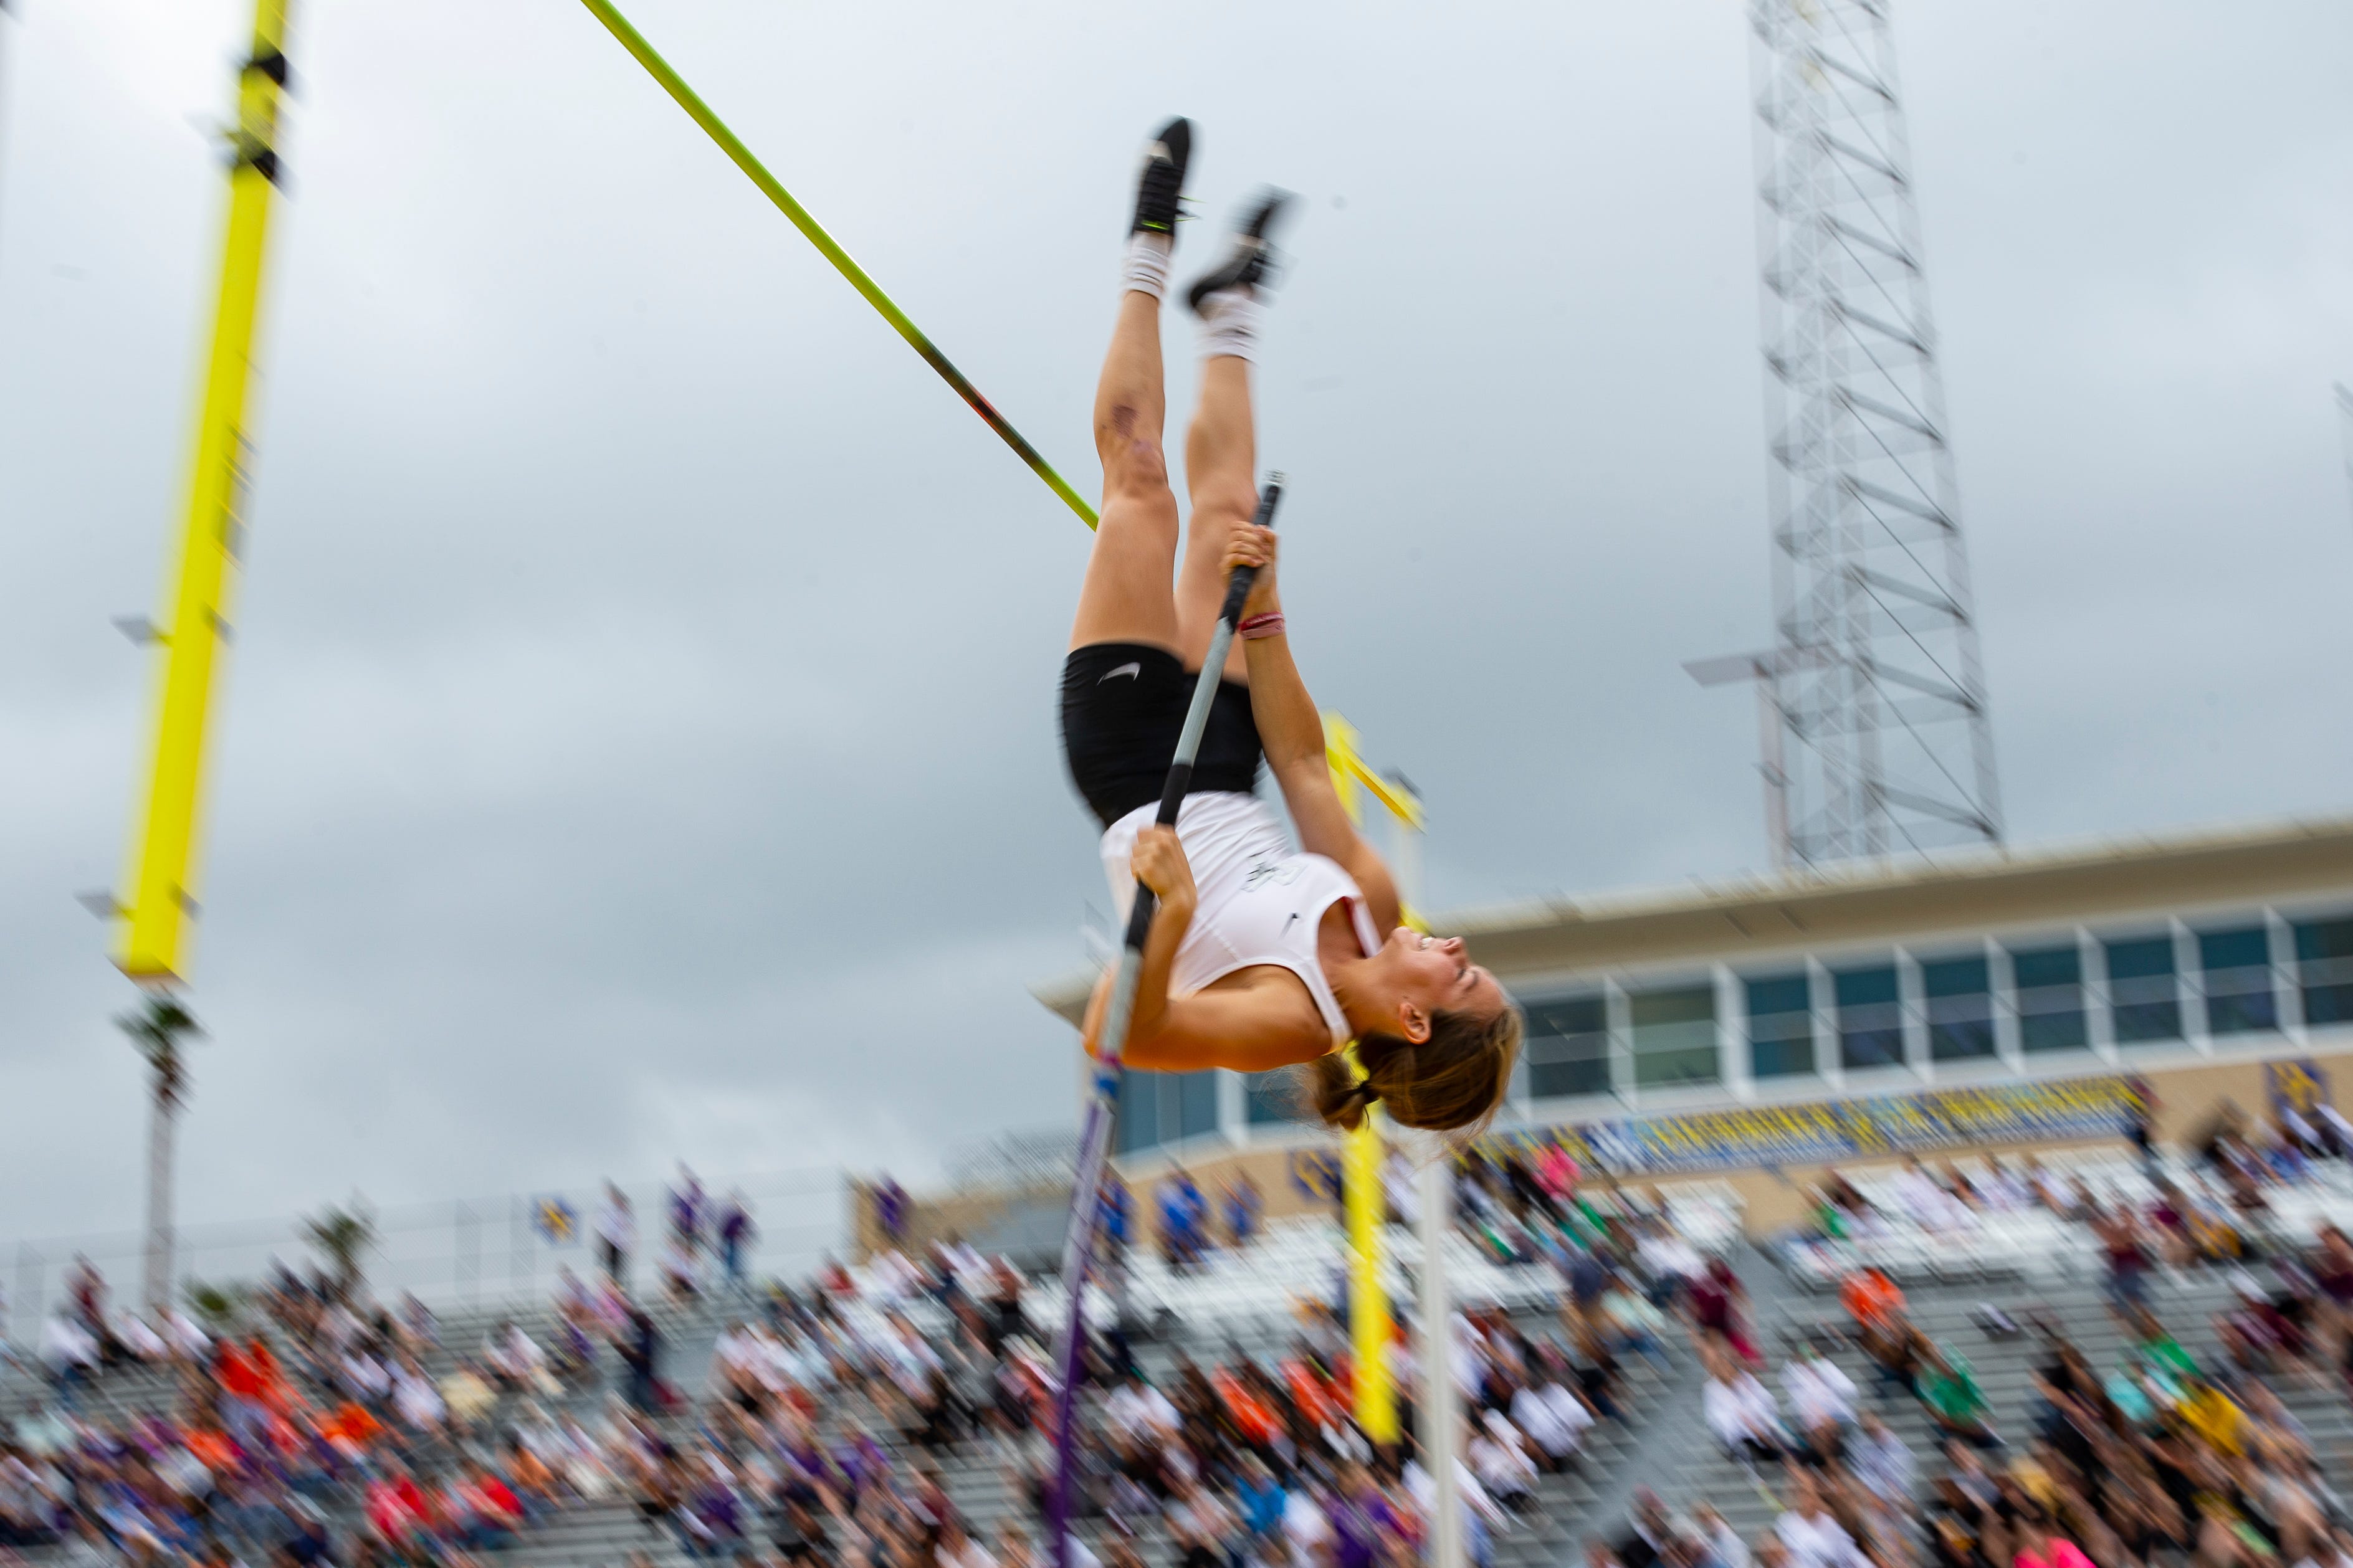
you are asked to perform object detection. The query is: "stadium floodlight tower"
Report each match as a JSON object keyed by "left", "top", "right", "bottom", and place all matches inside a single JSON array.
[{"left": 1723, "top": 0, "right": 2002, "bottom": 866}]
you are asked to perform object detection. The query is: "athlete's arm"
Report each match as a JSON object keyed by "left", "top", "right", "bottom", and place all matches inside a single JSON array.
[
  {"left": 1080, "top": 971, "right": 1325, "bottom": 1074},
  {"left": 1094, "top": 825, "right": 1198, "bottom": 1060},
  {"left": 1126, "top": 981, "right": 1332, "bottom": 1073},
  {"left": 1224, "top": 526, "right": 1405, "bottom": 931},
  {"left": 1078, "top": 825, "right": 1330, "bottom": 1074}
]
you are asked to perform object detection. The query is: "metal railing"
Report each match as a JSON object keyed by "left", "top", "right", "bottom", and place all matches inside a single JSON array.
[
  {"left": 945, "top": 1126, "right": 1079, "bottom": 1194},
  {"left": 3, "top": 1166, "right": 846, "bottom": 1343}
]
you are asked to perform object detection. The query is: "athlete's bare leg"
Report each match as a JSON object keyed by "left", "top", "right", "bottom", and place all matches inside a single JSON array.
[
  {"left": 1069, "top": 123, "right": 1191, "bottom": 655},
  {"left": 1176, "top": 353, "right": 1258, "bottom": 682},
  {"left": 1067, "top": 291, "right": 1180, "bottom": 654},
  {"left": 1175, "top": 190, "right": 1290, "bottom": 680}
]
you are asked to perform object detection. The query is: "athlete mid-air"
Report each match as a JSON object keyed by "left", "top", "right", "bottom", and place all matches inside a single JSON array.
[{"left": 1060, "top": 119, "right": 1522, "bottom": 1134}]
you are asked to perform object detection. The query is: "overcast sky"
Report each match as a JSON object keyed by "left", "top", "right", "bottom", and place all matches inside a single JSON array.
[{"left": 0, "top": 0, "right": 2347, "bottom": 1247}]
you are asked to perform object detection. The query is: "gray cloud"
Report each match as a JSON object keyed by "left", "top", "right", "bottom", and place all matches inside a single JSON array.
[{"left": 1, "top": 0, "right": 2347, "bottom": 1244}]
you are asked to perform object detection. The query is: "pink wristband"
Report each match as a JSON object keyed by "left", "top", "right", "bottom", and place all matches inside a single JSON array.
[{"left": 1238, "top": 613, "right": 1286, "bottom": 640}]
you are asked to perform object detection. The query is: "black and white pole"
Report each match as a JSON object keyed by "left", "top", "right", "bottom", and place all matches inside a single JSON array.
[{"left": 1044, "top": 475, "right": 1284, "bottom": 1568}]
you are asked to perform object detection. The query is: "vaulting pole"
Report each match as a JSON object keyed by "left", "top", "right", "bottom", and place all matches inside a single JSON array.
[
  {"left": 117, "top": 0, "right": 294, "bottom": 985},
  {"left": 1044, "top": 478, "right": 1282, "bottom": 1568},
  {"left": 575, "top": 0, "right": 1097, "bottom": 529}
]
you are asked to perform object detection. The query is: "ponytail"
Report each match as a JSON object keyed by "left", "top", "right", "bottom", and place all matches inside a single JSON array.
[
  {"left": 1309, "top": 1054, "right": 1380, "bottom": 1132},
  {"left": 1297, "top": 1003, "right": 1524, "bottom": 1136}
]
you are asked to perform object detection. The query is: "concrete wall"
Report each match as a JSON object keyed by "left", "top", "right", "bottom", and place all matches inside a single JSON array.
[
  {"left": 850, "top": 1178, "right": 1077, "bottom": 1265},
  {"left": 852, "top": 1042, "right": 2344, "bottom": 1261}
]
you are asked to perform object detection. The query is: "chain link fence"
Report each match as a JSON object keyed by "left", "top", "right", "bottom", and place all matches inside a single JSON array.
[
  {"left": 943, "top": 1126, "right": 1078, "bottom": 1193},
  {"left": 3, "top": 1166, "right": 846, "bottom": 1342}
]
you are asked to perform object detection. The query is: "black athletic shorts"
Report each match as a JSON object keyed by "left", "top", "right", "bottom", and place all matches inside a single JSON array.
[{"left": 1061, "top": 642, "right": 1263, "bottom": 828}]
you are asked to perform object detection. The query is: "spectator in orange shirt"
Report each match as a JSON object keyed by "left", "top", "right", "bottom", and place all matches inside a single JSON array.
[
  {"left": 184, "top": 1423, "right": 239, "bottom": 1476},
  {"left": 247, "top": 1338, "right": 292, "bottom": 1412},
  {"left": 1211, "top": 1365, "right": 1279, "bottom": 1455},
  {"left": 320, "top": 1401, "right": 381, "bottom": 1463},
  {"left": 506, "top": 1438, "right": 560, "bottom": 1512},
  {"left": 1840, "top": 1267, "right": 1904, "bottom": 1332}
]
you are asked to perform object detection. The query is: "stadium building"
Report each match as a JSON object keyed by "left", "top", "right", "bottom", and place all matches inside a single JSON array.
[{"left": 1009, "top": 814, "right": 2353, "bottom": 1240}]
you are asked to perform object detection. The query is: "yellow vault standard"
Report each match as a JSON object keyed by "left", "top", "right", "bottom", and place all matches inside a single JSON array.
[{"left": 118, "top": 0, "right": 294, "bottom": 985}]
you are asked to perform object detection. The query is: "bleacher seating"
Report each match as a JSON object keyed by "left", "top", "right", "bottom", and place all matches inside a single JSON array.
[
  {"left": 2, "top": 1210, "right": 1678, "bottom": 1568},
  {"left": 1011, "top": 1214, "right": 1563, "bottom": 1347},
  {"left": 1780, "top": 1150, "right": 2353, "bottom": 1291},
  {"left": 1661, "top": 1263, "right": 2353, "bottom": 1544},
  {"left": 862, "top": 1212, "right": 1683, "bottom": 1568},
  {"left": 8, "top": 1157, "right": 2343, "bottom": 1568}
]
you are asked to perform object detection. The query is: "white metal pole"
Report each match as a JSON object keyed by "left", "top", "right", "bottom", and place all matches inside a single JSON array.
[
  {"left": 1416, "top": 1159, "right": 1465, "bottom": 1568},
  {"left": 144, "top": 1080, "right": 176, "bottom": 1313}
]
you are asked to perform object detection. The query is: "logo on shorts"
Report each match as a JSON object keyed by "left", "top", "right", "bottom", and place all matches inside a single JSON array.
[{"left": 1100, "top": 662, "right": 1142, "bottom": 683}]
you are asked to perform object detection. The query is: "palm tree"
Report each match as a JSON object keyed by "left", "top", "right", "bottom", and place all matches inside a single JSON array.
[
  {"left": 117, "top": 995, "right": 202, "bottom": 1313},
  {"left": 183, "top": 1279, "right": 251, "bottom": 1334},
  {"left": 302, "top": 1204, "right": 377, "bottom": 1298}
]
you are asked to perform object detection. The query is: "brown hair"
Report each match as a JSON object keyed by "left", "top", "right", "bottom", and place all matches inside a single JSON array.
[{"left": 1304, "top": 1002, "right": 1524, "bottom": 1134}]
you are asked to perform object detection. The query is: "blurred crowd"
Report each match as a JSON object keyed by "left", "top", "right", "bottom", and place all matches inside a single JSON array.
[
  {"left": 594, "top": 1174, "right": 761, "bottom": 1309},
  {"left": 1654, "top": 1098, "right": 2353, "bottom": 1568},
  {"left": 1797, "top": 1099, "right": 2339, "bottom": 1253},
  {"left": 5, "top": 1119, "right": 2353, "bottom": 1568},
  {"left": 0, "top": 1168, "right": 761, "bottom": 1567},
  {"left": 0, "top": 1149, "right": 1683, "bottom": 1568},
  {"left": 820, "top": 1169, "right": 1691, "bottom": 1568},
  {"left": 885, "top": 1171, "right": 1265, "bottom": 1279}
]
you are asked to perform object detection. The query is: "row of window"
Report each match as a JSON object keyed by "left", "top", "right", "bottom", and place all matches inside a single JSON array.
[
  {"left": 1115, "top": 1068, "right": 1221, "bottom": 1156},
  {"left": 1112, "top": 913, "right": 2353, "bottom": 1153},
  {"left": 1515, "top": 915, "right": 2353, "bottom": 1100},
  {"left": 1115, "top": 1062, "right": 1319, "bottom": 1154}
]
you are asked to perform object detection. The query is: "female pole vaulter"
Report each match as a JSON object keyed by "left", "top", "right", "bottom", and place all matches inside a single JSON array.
[{"left": 1059, "top": 120, "right": 1522, "bottom": 1134}]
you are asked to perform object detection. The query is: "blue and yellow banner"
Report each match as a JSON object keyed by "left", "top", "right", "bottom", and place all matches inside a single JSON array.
[
  {"left": 2267, "top": 1060, "right": 2329, "bottom": 1119},
  {"left": 533, "top": 1196, "right": 578, "bottom": 1245},
  {"left": 1491, "top": 1074, "right": 2147, "bottom": 1177}
]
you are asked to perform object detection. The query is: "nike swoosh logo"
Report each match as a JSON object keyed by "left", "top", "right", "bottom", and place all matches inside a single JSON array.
[
  {"left": 1100, "top": 662, "right": 1142, "bottom": 683},
  {"left": 1283, "top": 914, "right": 1300, "bottom": 934}
]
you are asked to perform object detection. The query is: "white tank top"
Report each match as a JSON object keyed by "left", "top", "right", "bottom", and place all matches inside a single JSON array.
[{"left": 1099, "top": 791, "right": 1383, "bottom": 1050}]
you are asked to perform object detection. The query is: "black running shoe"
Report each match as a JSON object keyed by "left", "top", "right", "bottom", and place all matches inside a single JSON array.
[
  {"left": 1130, "top": 117, "right": 1192, "bottom": 239},
  {"left": 1185, "top": 188, "right": 1294, "bottom": 313}
]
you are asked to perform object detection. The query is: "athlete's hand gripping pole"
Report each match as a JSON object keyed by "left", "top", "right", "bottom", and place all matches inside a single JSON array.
[{"left": 1045, "top": 475, "right": 1284, "bottom": 1568}]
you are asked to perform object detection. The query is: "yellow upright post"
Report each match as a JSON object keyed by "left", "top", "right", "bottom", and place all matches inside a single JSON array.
[
  {"left": 1340, "top": 1082, "right": 1395, "bottom": 1443},
  {"left": 117, "top": 0, "right": 294, "bottom": 986},
  {"left": 1325, "top": 711, "right": 1426, "bottom": 1447}
]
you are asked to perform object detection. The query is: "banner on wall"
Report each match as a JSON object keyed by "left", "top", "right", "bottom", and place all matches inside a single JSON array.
[
  {"left": 2267, "top": 1060, "right": 2331, "bottom": 1119},
  {"left": 532, "top": 1196, "right": 578, "bottom": 1245},
  {"left": 1487, "top": 1074, "right": 2148, "bottom": 1177},
  {"left": 1289, "top": 1150, "right": 1343, "bottom": 1204}
]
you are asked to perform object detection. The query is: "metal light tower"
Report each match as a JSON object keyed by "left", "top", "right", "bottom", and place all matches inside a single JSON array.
[{"left": 1737, "top": 0, "right": 2001, "bottom": 865}]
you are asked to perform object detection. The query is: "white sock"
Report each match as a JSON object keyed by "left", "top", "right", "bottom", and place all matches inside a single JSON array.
[
  {"left": 1195, "top": 288, "right": 1263, "bottom": 363},
  {"left": 1121, "top": 232, "right": 1173, "bottom": 301}
]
